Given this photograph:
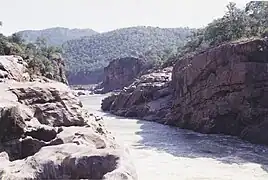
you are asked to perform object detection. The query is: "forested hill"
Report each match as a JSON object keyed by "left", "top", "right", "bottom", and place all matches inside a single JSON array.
[
  {"left": 18, "top": 27, "right": 98, "bottom": 46},
  {"left": 63, "top": 26, "right": 193, "bottom": 84}
]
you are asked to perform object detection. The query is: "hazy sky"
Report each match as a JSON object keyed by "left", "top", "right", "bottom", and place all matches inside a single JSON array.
[{"left": 0, "top": 0, "right": 249, "bottom": 35}]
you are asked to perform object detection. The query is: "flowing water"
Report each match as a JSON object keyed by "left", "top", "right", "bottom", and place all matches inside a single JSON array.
[{"left": 80, "top": 94, "right": 268, "bottom": 180}]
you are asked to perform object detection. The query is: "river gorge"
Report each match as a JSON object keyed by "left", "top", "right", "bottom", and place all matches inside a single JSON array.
[{"left": 81, "top": 94, "right": 268, "bottom": 180}]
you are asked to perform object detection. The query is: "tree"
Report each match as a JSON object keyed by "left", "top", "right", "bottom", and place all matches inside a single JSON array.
[
  {"left": 245, "top": 1, "right": 268, "bottom": 36},
  {"left": 35, "top": 37, "right": 47, "bottom": 49},
  {"left": 10, "top": 33, "right": 24, "bottom": 45},
  {"left": 204, "top": 2, "right": 248, "bottom": 46}
]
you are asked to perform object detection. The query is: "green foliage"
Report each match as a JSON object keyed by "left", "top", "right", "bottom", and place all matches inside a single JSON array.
[
  {"left": 205, "top": 1, "right": 268, "bottom": 43},
  {"left": 9, "top": 33, "right": 24, "bottom": 45},
  {"left": 165, "top": 1, "right": 268, "bottom": 66},
  {"left": 245, "top": 1, "right": 268, "bottom": 37},
  {"left": 204, "top": 2, "right": 248, "bottom": 45},
  {"left": 63, "top": 26, "right": 192, "bottom": 76},
  {"left": 0, "top": 32, "right": 65, "bottom": 82}
]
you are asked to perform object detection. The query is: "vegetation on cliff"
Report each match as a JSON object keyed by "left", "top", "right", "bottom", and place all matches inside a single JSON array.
[
  {"left": 0, "top": 29, "right": 67, "bottom": 83},
  {"left": 165, "top": 1, "right": 268, "bottom": 66}
]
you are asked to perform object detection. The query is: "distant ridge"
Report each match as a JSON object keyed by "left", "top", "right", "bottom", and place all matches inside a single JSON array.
[
  {"left": 17, "top": 27, "right": 99, "bottom": 46},
  {"left": 62, "top": 26, "right": 193, "bottom": 84}
]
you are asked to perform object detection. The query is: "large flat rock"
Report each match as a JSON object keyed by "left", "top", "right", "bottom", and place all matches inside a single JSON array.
[{"left": 0, "top": 55, "right": 136, "bottom": 180}]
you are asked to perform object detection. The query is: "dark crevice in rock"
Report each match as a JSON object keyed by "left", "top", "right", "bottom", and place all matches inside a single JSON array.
[
  {"left": 18, "top": 97, "right": 58, "bottom": 105},
  {"left": 25, "top": 128, "right": 57, "bottom": 142},
  {"left": 3, "top": 137, "right": 46, "bottom": 161},
  {"left": 48, "top": 138, "right": 64, "bottom": 146},
  {"left": 3, "top": 135, "right": 65, "bottom": 161}
]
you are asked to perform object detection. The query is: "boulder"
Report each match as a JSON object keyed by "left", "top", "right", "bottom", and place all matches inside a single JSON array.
[
  {"left": 77, "top": 91, "right": 86, "bottom": 96},
  {"left": 0, "top": 56, "right": 137, "bottom": 180},
  {"left": 10, "top": 81, "right": 86, "bottom": 127},
  {"left": 0, "top": 144, "right": 135, "bottom": 180}
]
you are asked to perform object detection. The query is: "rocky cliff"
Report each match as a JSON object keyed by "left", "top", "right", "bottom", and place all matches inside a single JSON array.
[
  {"left": 168, "top": 38, "right": 268, "bottom": 144},
  {"left": 0, "top": 56, "right": 136, "bottom": 180},
  {"left": 102, "top": 67, "right": 173, "bottom": 122},
  {"left": 96, "top": 57, "right": 146, "bottom": 93},
  {"left": 102, "top": 38, "right": 268, "bottom": 145}
]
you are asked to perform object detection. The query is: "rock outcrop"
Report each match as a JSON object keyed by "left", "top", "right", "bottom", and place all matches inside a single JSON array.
[
  {"left": 102, "top": 38, "right": 268, "bottom": 145},
  {"left": 96, "top": 57, "right": 146, "bottom": 93},
  {"left": 0, "top": 56, "right": 136, "bottom": 180},
  {"left": 102, "top": 67, "right": 173, "bottom": 122},
  {"left": 168, "top": 38, "right": 268, "bottom": 145},
  {"left": 0, "top": 55, "right": 30, "bottom": 82}
]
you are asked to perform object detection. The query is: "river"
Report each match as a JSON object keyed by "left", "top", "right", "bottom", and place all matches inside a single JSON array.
[{"left": 80, "top": 94, "right": 268, "bottom": 180}]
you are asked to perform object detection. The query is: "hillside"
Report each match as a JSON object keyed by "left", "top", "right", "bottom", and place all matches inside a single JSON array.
[
  {"left": 18, "top": 27, "right": 98, "bottom": 46},
  {"left": 63, "top": 26, "right": 193, "bottom": 84}
]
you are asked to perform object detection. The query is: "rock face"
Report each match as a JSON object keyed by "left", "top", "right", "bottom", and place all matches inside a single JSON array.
[
  {"left": 102, "top": 67, "right": 173, "bottom": 122},
  {"left": 0, "top": 55, "right": 30, "bottom": 82},
  {"left": 97, "top": 57, "right": 146, "bottom": 93},
  {"left": 168, "top": 38, "right": 268, "bottom": 144},
  {"left": 102, "top": 38, "right": 268, "bottom": 145},
  {"left": 0, "top": 56, "right": 136, "bottom": 180}
]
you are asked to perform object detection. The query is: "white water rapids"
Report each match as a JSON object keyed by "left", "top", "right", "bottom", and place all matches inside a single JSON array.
[{"left": 80, "top": 94, "right": 268, "bottom": 180}]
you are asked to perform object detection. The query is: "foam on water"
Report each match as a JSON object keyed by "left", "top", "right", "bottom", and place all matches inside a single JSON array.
[{"left": 80, "top": 94, "right": 268, "bottom": 180}]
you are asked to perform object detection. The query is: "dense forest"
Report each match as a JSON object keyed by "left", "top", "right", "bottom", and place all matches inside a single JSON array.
[
  {"left": 62, "top": 26, "right": 193, "bottom": 83},
  {"left": 0, "top": 24, "right": 67, "bottom": 83},
  {"left": 164, "top": 1, "right": 268, "bottom": 66},
  {"left": 18, "top": 27, "right": 98, "bottom": 47}
]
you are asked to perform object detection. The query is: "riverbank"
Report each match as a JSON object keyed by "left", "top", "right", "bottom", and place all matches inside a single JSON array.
[
  {"left": 81, "top": 94, "right": 268, "bottom": 180},
  {"left": 101, "top": 38, "right": 268, "bottom": 146}
]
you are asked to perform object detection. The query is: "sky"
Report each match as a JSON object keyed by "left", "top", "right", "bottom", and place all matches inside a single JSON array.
[{"left": 0, "top": 0, "right": 250, "bottom": 35}]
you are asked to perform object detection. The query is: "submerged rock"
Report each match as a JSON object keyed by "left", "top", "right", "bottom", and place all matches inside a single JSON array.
[{"left": 77, "top": 91, "right": 86, "bottom": 96}]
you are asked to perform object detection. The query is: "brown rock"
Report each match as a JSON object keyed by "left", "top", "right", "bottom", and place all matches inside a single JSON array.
[
  {"left": 102, "top": 67, "right": 173, "bottom": 121},
  {"left": 0, "top": 144, "right": 136, "bottom": 180},
  {"left": 168, "top": 38, "right": 268, "bottom": 144},
  {"left": 97, "top": 57, "right": 147, "bottom": 93},
  {"left": 10, "top": 81, "right": 86, "bottom": 127}
]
